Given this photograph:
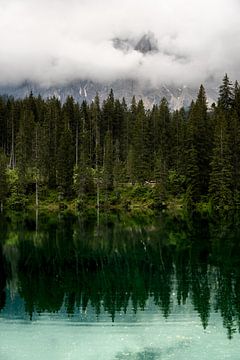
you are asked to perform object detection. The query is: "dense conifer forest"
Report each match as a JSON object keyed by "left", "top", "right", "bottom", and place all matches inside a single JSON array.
[{"left": 0, "top": 74, "right": 240, "bottom": 211}]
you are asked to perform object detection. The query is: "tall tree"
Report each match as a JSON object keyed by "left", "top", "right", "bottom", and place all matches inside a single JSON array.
[
  {"left": 185, "top": 86, "right": 211, "bottom": 202},
  {"left": 132, "top": 100, "right": 151, "bottom": 183},
  {"left": 0, "top": 150, "right": 7, "bottom": 211},
  {"left": 153, "top": 98, "right": 171, "bottom": 192},
  {"left": 56, "top": 117, "right": 74, "bottom": 198},
  {"left": 209, "top": 110, "right": 233, "bottom": 208},
  {"left": 218, "top": 74, "right": 234, "bottom": 112},
  {"left": 103, "top": 131, "right": 114, "bottom": 193}
]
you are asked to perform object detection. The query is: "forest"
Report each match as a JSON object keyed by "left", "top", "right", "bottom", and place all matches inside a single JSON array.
[{"left": 0, "top": 74, "right": 240, "bottom": 212}]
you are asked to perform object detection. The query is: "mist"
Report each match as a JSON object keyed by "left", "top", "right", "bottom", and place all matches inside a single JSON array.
[{"left": 1, "top": 0, "right": 240, "bottom": 87}]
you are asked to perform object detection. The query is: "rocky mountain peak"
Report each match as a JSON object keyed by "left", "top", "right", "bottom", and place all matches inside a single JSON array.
[
  {"left": 134, "top": 33, "right": 158, "bottom": 54},
  {"left": 112, "top": 32, "right": 158, "bottom": 55}
]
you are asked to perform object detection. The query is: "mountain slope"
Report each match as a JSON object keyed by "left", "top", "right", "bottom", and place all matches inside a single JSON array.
[{"left": 0, "top": 79, "right": 218, "bottom": 110}]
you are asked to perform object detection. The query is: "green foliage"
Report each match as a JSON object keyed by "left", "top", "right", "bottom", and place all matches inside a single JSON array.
[
  {"left": 209, "top": 110, "right": 233, "bottom": 209},
  {"left": 0, "top": 150, "right": 7, "bottom": 208},
  {"left": 218, "top": 74, "right": 234, "bottom": 111},
  {"left": 6, "top": 168, "right": 27, "bottom": 210},
  {"left": 73, "top": 165, "right": 95, "bottom": 200},
  {"left": 56, "top": 126, "right": 74, "bottom": 197},
  {"left": 168, "top": 170, "right": 186, "bottom": 196},
  {"left": 102, "top": 131, "right": 114, "bottom": 192},
  {"left": 0, "top": 75, "right": 240, "bottom": 211}
]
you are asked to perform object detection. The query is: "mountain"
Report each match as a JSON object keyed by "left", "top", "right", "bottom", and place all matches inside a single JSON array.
[
  {"left": 0, "top": 79, "right": 218, "bottom": 110},
  {"left": 112, "top": 32, "right": 158, "bottom": 54},
  {"left": 0, "top": 33, "right": 218, "bottom": 110}
]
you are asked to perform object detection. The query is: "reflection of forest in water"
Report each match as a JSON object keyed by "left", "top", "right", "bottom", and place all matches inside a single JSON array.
[{"left": 1, "top": 211, "right": 240, "bottom": 338}]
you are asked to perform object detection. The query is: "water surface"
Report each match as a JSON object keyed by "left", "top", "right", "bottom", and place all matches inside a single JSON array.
[{"left": 0, "top": 211, "right": 240, "bottom": 359}]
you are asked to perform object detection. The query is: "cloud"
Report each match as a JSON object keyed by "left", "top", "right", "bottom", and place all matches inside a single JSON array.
[{"left": 0, "top": 0, "right": 240, "bottom": 87}]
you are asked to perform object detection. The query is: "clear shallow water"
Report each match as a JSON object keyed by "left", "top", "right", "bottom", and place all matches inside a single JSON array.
[
  {"left": 0, "top": 211, "right": 240, "bottom": 359},
  {"left": 1, "top": 300, "right": 239, "bottom": 360}
]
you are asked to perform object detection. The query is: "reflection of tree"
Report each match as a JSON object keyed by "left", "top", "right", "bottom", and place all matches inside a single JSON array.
[
  {"left": 175, "top": 250, "right": 190, "bottom": 306},
  {"left": 2, "top": 211, "right": 240, "bottom": 337},
  {"left": 191, "top": 265, "right": 210, "bottom": 329},
  {"left": 0, "top": 216, "right": 8, "bottom": 311},
  {"left": 151, "top": 258, "right": 173, "bottom": 319},
  {"left": 209, "top": 213, "right": 240, "bottom": 338},
  {"left": 215, "top": 271, "right": 236, "bottom": 339},
  {"left": 0, "top": 244, "right": 6, "bottom": 312},
  {"left": 234, "top": 272, "right": 240, "bottom": 333}
]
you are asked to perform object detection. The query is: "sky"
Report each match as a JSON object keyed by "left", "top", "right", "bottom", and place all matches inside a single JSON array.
[{"left": 0, "top": 0, "right": 240, "bottom": 87}]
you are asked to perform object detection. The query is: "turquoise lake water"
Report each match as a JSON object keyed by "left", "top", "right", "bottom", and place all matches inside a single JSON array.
[{"left": 0, "top": 211, "right": 240, "bottom": 359}]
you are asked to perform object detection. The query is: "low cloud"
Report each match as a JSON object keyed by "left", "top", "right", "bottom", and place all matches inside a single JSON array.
[{"left": 0, "top": 0, "right": 240, "bottom": 87}]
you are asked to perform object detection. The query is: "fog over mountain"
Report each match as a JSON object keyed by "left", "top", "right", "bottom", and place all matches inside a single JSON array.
[{"left": 0, "top": 0, "right": 239, "bottom": 107}]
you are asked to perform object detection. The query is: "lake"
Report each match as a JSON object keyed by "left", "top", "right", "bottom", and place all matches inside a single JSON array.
[{"left": 0, "top": 211, "right": 240, "bottom": 359}]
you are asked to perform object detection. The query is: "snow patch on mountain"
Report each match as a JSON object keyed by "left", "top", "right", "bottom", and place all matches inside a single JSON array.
[{"left": 0, "top": 79, "right": 218, "bottom": 110}]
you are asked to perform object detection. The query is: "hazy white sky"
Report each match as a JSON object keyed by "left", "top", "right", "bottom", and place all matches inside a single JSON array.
[{"left": 0, "top": 0, "right": 240, "bottom": 86}]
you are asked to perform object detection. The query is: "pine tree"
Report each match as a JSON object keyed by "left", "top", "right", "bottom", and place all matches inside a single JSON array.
[
  {"left": 42, "top": 98, "right": 60, "bottom": 188},
  {"left": 103, "top": 131, "right": 114, "bottom": 193},
  {"left": 92, "top": 94, "right": 102, "bottom": 210},
  {"left": 113, "top": 139, "right": 125, "bottom": 187},
  {"left": 131, "top": 100, "right": 152, "bottom": 183},
  {"left": 209, "top": 110, "right": 233, "bottom": 208},
  {"left": 169, "top": 109, "right": 186, "bottom": 195},
  {"left": 218, "top": 74, "right": 234, "bottom": 112},
  {"left": 74, "top": 100, "right": 94, "bottom": 202},
  {"left": 56, "top": 118, "right": 74, "bottom": 198},
  {"left": 153, "top": 98, "right": 171, "bottom": 192},
  {"left": 16, "top": 108, "right": 35, "bottom": 191},
  {"left": 195, "top": 85, "right": 211, "bottom": 194},
  {"left": 102, "top": 89, "right": 115, "bottom": 137},
  {"left": 114, "top": 99, "right": 127, "bottom": 161},
  {"left": 230, "top": 110, "right": 240, "bottom": 204},
  {"left": 0, "top": 150, "right": 7, "bottom": 211},
  {"left": 234, "top": 81, "right": 240, "bottom": 118},
  {"left": 184, "top": 86, "right": 211, "bottom": 202}
]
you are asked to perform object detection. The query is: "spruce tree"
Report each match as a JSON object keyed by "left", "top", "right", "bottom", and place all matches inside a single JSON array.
[
  {"left": 169, "top": 109, "right": 186, "bottom": 195},
  {"left": 56, "top": 117, "right": 75, "bottom": 198},
  {"left": 132, "top": 100, "right": 150, "bottom": 183},
  {"left": 153, "top": 98, "right": 171, "bottom": 193},
  {"left": 184, "top": 86, "right": 211, "bottom": 202},
  {"left": 102, "top": 89, "right": 115, "bottom": 137},
  {"left": 16, "top": 109, "right": 35, "bottom": 191},
  {"left": 0, "top": 150, "right": 7, "bottom": 211},
  {"left": 234, "top": 81, "right": 240, "bottom": 119},
  {"left": 218, "top": 74, "right": 234, "bottom": 112},
  {"left": 209, "top": 110, "right": 233, "bottom": 208},
  {"left": 103, "top": 131, "right": 114, "bottom": 193},
  {"left": 195, "top": 85, "right": 211, "bottom": 194}
]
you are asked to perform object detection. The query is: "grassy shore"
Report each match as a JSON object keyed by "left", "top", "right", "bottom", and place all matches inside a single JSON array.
[{"left": 4, "top": 183, "right": 214, "bottom": 216}]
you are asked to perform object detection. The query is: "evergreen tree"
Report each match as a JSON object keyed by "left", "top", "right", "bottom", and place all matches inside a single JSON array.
[
  {"left": 92, "top": 94, "right": 102, "bottom": 209},
  {"left": 0, "top": 150, "right": 7, "bottom": 211},
  {"left": 153, "top": 98, "right": 171, "bottom": 192},
  {"left": 103, "top": 131, "right": 114, "bottom": 192},
  {"left": 170, "top": 109, "right": 186, "bottom": 195},
  {"left": 113, "top": 139, "right": 125, "bottom": 187},
  {"left": 132, "top": 100, "right": 151, "bottom": 183},
  {"left": 209, "top": 110, "right": 233, "bottom": 208},
  {"left": 185, "top": 86, "right": 211, "bottom": 202},
  {"left": 43, "top": 98, "right": 61, "bottom": 188},
  {"left": 218, "top": 74, "right": 234, "bottom": 112},
  {"left": 230, "top": 110, "right": 240, "bottom": 204},
  {"left": 102, "top": 89, "right": 115, "bottom": 137},
  {"left": 1, "top": 77, "right": 240, "bottom": 210},
  {"left": 15, "top": 109, "right": 35, "bottom": 191},
  {"left": 56, "top": 119, "right": 74, "bottom": 198}
]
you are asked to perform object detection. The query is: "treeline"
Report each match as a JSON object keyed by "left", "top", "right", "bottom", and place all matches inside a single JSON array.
[{"left": 0, "top": 74, "right": 240, "bottom": 210}]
